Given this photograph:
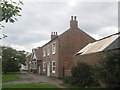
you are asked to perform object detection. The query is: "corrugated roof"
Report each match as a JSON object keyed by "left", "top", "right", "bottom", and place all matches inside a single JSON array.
[{"left": 75, "top": 33, "right": 120, "bottom": 55}]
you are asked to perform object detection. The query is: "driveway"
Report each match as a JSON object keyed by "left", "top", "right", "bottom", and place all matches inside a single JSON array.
[{"left": 3, "top": 71, "right": 66, "bottom": 88}]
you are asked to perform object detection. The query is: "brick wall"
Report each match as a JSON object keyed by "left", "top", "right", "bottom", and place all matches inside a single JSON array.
[
  {"left": 74, "top": 49, "right": 120, "bottom": 66},
  {"left": 35, "top": 16, "right": 95, "bottom": 78},
  {"left": 59, "top": 28, "right": 95, "bottom": 76},
  {"left": 41, "top": 39, "right": 59, "bottom": 78}
]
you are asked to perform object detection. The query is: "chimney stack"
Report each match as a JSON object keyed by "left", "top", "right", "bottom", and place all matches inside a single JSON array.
[
  {"left": 51, "top": 32, "right": 58, "bottom": 40},
  {"left": 70, "top": 16, "right": 78, "bottom": 29}
]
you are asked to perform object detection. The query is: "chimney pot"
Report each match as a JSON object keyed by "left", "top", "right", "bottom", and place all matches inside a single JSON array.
[
  {"left": 74, "top": 16, "right": 76, "bottom": 21},
  {"left": 51, "top": 31, "right": 58, "bottom": 40},
  {"left": 71, "top": 16, "right": 73, "bottom": 20},
  {"left": 70, "top": 16, "right": 78, "bottom": 29}
]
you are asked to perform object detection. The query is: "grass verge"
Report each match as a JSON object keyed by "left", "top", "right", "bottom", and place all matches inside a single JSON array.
[
  {"left": 2, "top": 82, "right": 58, "bottom": 88},
  {"left": 2, "top": 74, "right": 21, "bottom": 82},
  {"left": 60, "top": 83, "right": 79, "bottom": 88},
  {"left": 60, "top": 83, "right": 100, "bottom": 89},
  {"left": 2, "top": 72, "right": 22, "bottom": 82},
  {"left": 3, "top": 72, "right": 21, "bottom": 75}
]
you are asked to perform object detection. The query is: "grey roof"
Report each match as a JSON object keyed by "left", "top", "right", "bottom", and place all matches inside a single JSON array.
[{"left": 75, "top": 33, "right": 120, "bottom": 56}]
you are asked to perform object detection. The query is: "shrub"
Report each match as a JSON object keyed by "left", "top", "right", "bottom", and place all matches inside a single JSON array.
[
  {"left": 63, "top": 62, "right": 95, "bottom": 87},
  {"left": 71, "top": 62, "right": 94, "bottom": 87},
  {"left": 97, "top": 52, "right": 120, "bottom": 88},
  {"left": 63, "top": 76, "right": 72, "bottom": 84}
]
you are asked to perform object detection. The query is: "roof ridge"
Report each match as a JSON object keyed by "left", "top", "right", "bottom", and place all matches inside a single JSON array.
[{"left": 96, "top": 32, "right": 119, "bottom": 41}]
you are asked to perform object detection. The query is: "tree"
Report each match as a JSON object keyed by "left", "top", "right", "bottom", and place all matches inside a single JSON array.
[
  {"left": 97, "top": 52, "right": 120, "bottom": 88},
  {"left": 0, "top": 0, "right": 23, "bottom": 39},
  {"left": 16, "top": 50, "right": 26, "bottom": 65},
  {"left": 2, "top": 46, "right": 26, "bottom": 73}
]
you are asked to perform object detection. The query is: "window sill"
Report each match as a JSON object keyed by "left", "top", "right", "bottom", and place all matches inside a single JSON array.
[
  {"left": 52, "top": 71, "right": 55, "bottom": 73},
  {"left": 52, "top": 52, "right": 55, "bottom": 55}
]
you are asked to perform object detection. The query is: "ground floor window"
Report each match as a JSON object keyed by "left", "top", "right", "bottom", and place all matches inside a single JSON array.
[
  {"left": 33, "top": 62, "right": 37, "bottom": 69},
  {"left": 52, "top": 61, "right": 56, "bottom": 73},
  {"left": 43, "top": 62, "right": 46, "bottom": 71}
]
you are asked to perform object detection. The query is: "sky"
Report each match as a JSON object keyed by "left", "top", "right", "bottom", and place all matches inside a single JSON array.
[{"left": 1, "top": 0, "right": 119, "bottom": 52}]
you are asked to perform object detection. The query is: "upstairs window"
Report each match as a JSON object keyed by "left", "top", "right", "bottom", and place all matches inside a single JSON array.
[
  {"left": 47, "top": 45, "right": 50, "bottom": 56},
  {"left": 52, "top": 61, "right": 56, "bottom": 73},
  {"left": 43, "top": 47, "right": 46, "bottom": 57},
  {"left": 52, "top": 42, "right": 56, "bottom": 54}
]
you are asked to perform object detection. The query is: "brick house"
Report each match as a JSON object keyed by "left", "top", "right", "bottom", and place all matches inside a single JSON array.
[
  {"left": 74, "top": 33, "right": 120, "bottom": 66},
  {"left": 25, "top": 47, "right": 42, "bottom": 73},
  {"left": 26, "top": 16, "right": 95, "bottom": 78}
]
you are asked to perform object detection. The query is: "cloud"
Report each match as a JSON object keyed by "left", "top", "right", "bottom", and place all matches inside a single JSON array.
[{"left": 2, "top": 1, "right": 118, "bottom": 52}]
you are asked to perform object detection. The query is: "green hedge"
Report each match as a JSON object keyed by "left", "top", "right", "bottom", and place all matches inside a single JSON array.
[{"left": 63, "top": 62, "right": 95, "bottom": 87}]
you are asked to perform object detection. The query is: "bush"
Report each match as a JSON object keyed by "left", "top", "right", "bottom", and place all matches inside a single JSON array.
[
  {"left": 63, "top": 62, "right": 95, "bottom": 87},
  {"left": 63, "top": 76, "right": 72, "bottom": 84},
  {"left": 97, "top": 52, "right": 120, "bottom": 88},
  {"left": 71, "top": 62, "right": 94, "bottom": 87}
]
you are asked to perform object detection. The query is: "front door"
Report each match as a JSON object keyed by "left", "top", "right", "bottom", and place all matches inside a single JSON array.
[
  {"left": 38, "top": 65, "right": 41, "bottom": 74},
  {"left": 47, "top": 62, "right": 50, "bottom": 76}
]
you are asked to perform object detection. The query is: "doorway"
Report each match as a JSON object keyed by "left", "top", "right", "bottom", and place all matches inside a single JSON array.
[
  {"left": 38, "top": 65, "right": 41, "bottom": 74},
  {"left": 47, "top": 62, "right": 50, "bottom": 76}
]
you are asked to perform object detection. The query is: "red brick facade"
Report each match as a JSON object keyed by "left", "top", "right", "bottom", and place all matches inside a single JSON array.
[
  {"left": 26, "top": 16, "right": 95, "bottom": 78},
  {"left": 74, "top": 50, "right": 120, "bottom": 67},
  {"left": 74, "top": 33, "right": 120, "bottom": 67}
]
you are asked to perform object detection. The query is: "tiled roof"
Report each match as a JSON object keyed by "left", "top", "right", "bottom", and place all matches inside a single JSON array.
[
  {"left": 75, "top": 33, "right": 120, "bottom": 55},
  {"left": 25, "top": 53, "right": 32, "bottom": 64}
]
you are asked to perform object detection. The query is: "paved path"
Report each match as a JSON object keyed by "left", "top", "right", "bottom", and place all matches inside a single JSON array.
[{"left": 3, "top": 71, "right": 67, "bottom": 88}]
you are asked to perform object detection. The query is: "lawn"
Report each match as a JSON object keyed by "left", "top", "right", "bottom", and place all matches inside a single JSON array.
[
  {"left": 60, "top": 83, "right": 100, "bottom": 89},
  {"left": 2, "top": 82, "right": 58, "bottom": 88},
  {"left": 2, "top": 72, "right": 21, "bottom": 82},
  {"left": 2, "top": 75, "right": 21, "bottom": 82},
  {"left": 60, "top": 83, "right": 79, "bottom": 88},
  {"left": 3, "top": 72, "right": 21, "bottom": 75}
]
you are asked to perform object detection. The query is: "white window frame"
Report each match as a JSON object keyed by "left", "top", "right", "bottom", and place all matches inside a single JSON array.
[
  {"left": 43, "top": 62, "right": 46, "bottom": 71},
  {"left": 43, "top": 47, "right": 46, "bottom": 57},
  {"left": 52, "top": 42, "right": 56, "bottom": 54},
  {"left": 52, "top": 61, "right": 56, "bottom": 73},
  {"left": 47, "top": 45, "right": 50, "bottom": 56}
]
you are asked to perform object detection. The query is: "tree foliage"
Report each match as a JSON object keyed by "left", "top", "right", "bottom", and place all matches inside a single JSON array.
[
  {"left": 0, "top": 0, "right": 23, "bottom": 23},
  {"left": 0, "top": 0, "right": 23, "bottom": 39},
  {"left": 97, "top": 52, "right": 120, "bottom": 88},
  {"left": 2, "top": 46, "right": 26, "bottom": 73}
]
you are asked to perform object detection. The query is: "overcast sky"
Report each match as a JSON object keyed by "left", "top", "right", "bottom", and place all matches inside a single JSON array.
[{"left": 1, "top": 0, "right": 119, "bottom": 52}]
